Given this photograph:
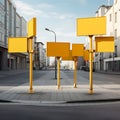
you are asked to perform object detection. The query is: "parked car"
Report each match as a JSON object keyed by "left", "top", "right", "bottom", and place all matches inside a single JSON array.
[
  {"left": 64, "top": 68, "right": 70, "bottom": 71},
  {"left": 80, "top": 66, "right": 89, "bottom": 71},
  {"left": 80, "top": 66, "right": 95, "bottom": 72}
]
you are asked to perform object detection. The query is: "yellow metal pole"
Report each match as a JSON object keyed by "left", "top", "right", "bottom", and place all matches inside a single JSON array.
[
  {"left": 29, "top": 38, "right": 34, "bottom": 93},
  {"left": 57, "top": 57, "right": 60, "bottom": 89},
  {"left": 74, "top": 57, "right": 77, "bottom": 88},
  {"left": 89, "top": 35, "right": 93, "bottom": 94}
]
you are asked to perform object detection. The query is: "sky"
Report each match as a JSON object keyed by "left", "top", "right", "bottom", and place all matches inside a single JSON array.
[
  {"left": 12, "top": 0, "right": 114, "bottom": 66},
  {"left": 13, "top": 0, "right": 114, "bottom": 48}
]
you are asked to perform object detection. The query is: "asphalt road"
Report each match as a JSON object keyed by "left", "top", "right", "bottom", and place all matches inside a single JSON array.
[
  {"left": 0, "top": 70, "right": 46, "bottom": 86},
  {"left": 0, "top": 102, "right": 120, "bottom": 120},
  {"left": 0, "top": 70, "right": 120, "bottom": 93},
  {"left": 0, "top": 70, "right": 46, "bottom": 93}
]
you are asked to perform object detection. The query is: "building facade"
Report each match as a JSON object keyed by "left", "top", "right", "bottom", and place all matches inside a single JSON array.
[
  {"left": 43, "top": 48, "right": 50, "bottom": 69},
  {"left": 45, "top": 49, "right": 50, "bottom": 68},
  {"left": 0, "top": 0, "right": 7, "bottom": 70},
  {"left": 77, "top": 57, "right": 85, "bottom": 70},
  {"left": 34, "top": 42, "right": 49, "bottom": 70},
  {"left": 94, "top": 0, "right": 120, "bottom": 72},
  {"left": 0, "top": 0, "right": 27, "bottom": 71}
]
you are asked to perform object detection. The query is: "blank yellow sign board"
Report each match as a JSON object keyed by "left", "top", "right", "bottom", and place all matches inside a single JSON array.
[
  {"left": 77, "top": 16, "right": 106, "bottom": 36},
  {"left": 95, "top": 36, "right": 114, "bottom": 52},
  {"left": 28, "top": 18, "right": 36, "bottom": 38},
  {"left": 84, "top": 50, "right": 89, "bottom": 61},
  {"left": 72, "top": 44, "right": 84, "bottom": 56},
  {"left": 62, "top": 50, "right": 73, "bottom": 61},
  {"left": 47, "top": 42, "right": 70, "bottom": 57},
  {"left": 8, "top": 37, "right": 27, "bottom": 53}
]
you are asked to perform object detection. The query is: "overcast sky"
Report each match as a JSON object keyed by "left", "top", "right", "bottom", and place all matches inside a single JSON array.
[{"left": 13, "top": 0, "right": 113, "bottom": 47}]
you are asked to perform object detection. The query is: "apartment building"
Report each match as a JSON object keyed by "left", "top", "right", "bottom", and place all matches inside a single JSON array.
[
  {"left": 0, "top": 0, "right": 7, "bottom": 70},
  {"left": 94, "top": 0, "right": 120, "bottom": 72},
  {"left": 9, "top": 13, "right": 27, "bottom": 70},
  {"left": 43, "top": 48, "right": 50, "bottom": 69},
  {"left": 34, "top": 42, "right": 49, "bottom": 70},
  {"left": 0, "top": 0, "right": 27, "bottom": 70}
]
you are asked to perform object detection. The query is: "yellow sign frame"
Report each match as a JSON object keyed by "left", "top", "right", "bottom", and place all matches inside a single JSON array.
[
  {"left": 77, "top": 16, "right": 106, "bottom": 36},
  {"left": 28, "top": 18, "right": 36, "bottom": 38},
  {"left": 8, "top": 37, "right": 28, "bottom": 53},
  {"left": 62, "top": 50, "right": 73, "bottom": 61},
  {"left": 72, "top": 44, "right": 84, "bottom": 57},
  {"left": 95, "top": 36, "right": 114, "bottom": 52},
  {"left": 47, "top": 42, "right": 70, "bottom": 57},
  {"left": 84, "top": 50, "right": 89, "bottom": 61}
]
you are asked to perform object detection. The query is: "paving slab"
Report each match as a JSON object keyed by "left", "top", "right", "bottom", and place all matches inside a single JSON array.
[{"left": 0, "top": 71, "right": 120, "bottom": 104}]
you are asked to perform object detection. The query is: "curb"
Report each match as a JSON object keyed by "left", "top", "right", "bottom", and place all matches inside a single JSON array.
[
  {"left": 1, "top": 98, "right": 120, "bottom": 104},
  {"left": 95, "top": 71, "right": 120, "bottom": 75},
  {"left": 66, "top": 98, "right": 120, "bottom": 103},
  {"left": 0, "top": 99, "right": 13, "bottom": 103}
]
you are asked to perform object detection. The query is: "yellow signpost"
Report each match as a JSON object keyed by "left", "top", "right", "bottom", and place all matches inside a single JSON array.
[
  {"left": 47, "top": 42, "right": 70, "bottom": 89},
  {"left": 8, "top": 37, "right": 27, "bottom": 53},
  {"left": 89, "top": 35, "right": 93, "bottom": 94},
  {"left": 28, "top": 38, "right": 34, "bottom": 93},
  {"left": 73, "top": 57, "right": 77, "bottom": 88},
  {"left": 72, "top": 44, "right": 84, "bottom": 88},
  {"left": 57, "top": 57, "right": 60, "bottom": 89},
  {"left": 62, "top": 44, "right": 84, "bottom": 88},
  {"left": 77, "top": 16, "right": 106, "bottom": 94},
  {"left": 8, "top": 17, "right": 37, "bottom": 94},
  {"left": 95, "top": 36, "right": 114, "bottom": 52},
  {"left": 62, "top": 49, "right": 78, "bottom": 88},
  {"left": 28, "top": 17, "right": 36, "bottom": 93}
]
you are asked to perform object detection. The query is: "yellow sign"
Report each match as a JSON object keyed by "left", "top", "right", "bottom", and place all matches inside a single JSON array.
[
  {"left": 72, "top": 44, "right": 84, "bottom": 56},
  {"left": 47, "top": 42, "right": 70, "bottom": 57},
  {"left": 8, "top": 37, "right": 27, "bottom": 53},
  {"left": 62, "top": 50, "right": 73, "bottom": 61},
  {"left": 95, "top": 36, "right": 114, "bottom": 52},
  {"left": 77, "top": 16, "right": 106, "bottom": 36},
  {"left": 28, "top": 18, "right": 36, "bottom": 38},
  {"left": 84, "top": 50, "right": 89, "bottom": 61}
]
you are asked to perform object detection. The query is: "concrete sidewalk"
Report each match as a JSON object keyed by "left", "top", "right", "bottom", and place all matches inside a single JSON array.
[{"left": 0, "top": 70, "right": 120, "bottom": 104}]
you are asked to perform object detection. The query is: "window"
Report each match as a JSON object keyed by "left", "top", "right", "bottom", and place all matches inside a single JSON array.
[
  {"left": 0, "top": 32, "right": 1, "bottom": 41},
  {"left": 115, "top": 29, "right": 117, "bottom": 38},
  {"left": 115, "top": 45, "right": 117, "bottom": 57},
  {"left": 109, "top": 14, "right": 112, "bottom": 22},
  {"left": 115, "top": 12, "right": 117, "bottom": 23},
  {"left": 115, "top": 0, "right": 117, "bottom": 4},
  {"left": 1, "top": 33, "right": 4, "bottom": 42},
  {"left": 0, "top": 0, "right": 4, "bottom": 5}
]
